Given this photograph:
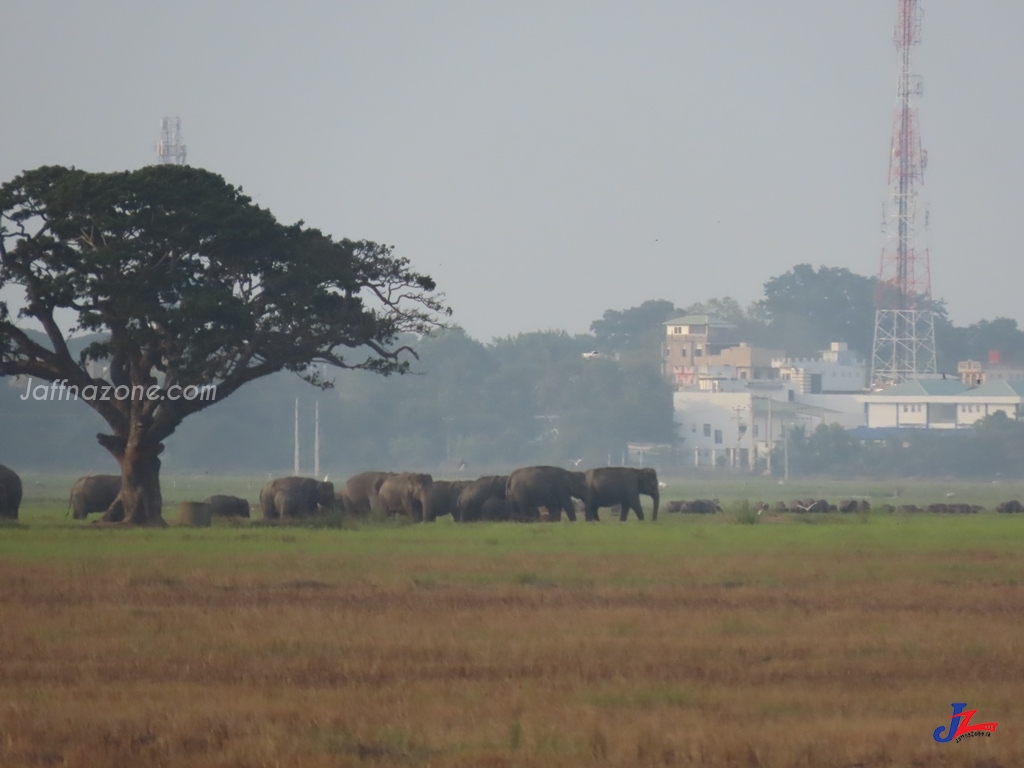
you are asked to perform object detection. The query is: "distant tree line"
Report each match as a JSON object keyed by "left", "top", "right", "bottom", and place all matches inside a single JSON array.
[
  {"left": 591, "top": 265, "right": 1024, "bottom": 366},
  {"left": 2, "top": 263, "right": 1022, "bottom": 476},
  {"left": 780, "top": 413, "right": 1024, "bottom": 479}
]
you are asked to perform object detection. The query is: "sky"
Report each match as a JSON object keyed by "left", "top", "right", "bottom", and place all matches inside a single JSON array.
[{"left": 2, "top": 1, "right": 1021, "bottom": 343}]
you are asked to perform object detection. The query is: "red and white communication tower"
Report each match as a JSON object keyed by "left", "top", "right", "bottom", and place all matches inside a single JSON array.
[{"left": 870, "top": 0, "right": 937, "bottom": 388}]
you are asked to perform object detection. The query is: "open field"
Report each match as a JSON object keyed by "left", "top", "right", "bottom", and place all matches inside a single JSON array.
[{"left": 2, "top": 476, "right": 1024, "bottom": 767}]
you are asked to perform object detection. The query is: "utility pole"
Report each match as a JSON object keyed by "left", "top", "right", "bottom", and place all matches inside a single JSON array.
[
  {"left": 314, "top": 400, "right": 321, "bottom": 478},
  {"left": 732, "top": 405, "right": 746, "bottom": 470},
  {"left": 293, "top": 398, "right": 300, "bottom": 475},
  {"left": 783, "top": 422, "right": 789, "bottom": 482}
]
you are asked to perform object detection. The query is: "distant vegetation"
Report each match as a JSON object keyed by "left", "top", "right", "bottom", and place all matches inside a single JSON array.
[
  {"left": 2, "top": 260, "right": 1023, "bottom": 477},
  {"left": 781, "top": 413, "right": 1024, "bottom": 479}
]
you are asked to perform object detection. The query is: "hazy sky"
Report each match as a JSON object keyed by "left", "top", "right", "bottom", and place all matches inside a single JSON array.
[{"left": 2, "top": 1, "right": 1021, "bottom": 342}]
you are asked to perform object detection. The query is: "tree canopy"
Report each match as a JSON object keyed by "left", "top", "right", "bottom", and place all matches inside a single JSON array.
[
  {"left": 758, "top": 265, "right": 878, "bottom": 358},
  {"left": 0, "top": 165, "right": 448, "bottom": 523}
]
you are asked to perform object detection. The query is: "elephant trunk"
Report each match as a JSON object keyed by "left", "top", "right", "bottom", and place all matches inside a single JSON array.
[{"left": 651, "top": 489, "right": 660, "bottom": 521}]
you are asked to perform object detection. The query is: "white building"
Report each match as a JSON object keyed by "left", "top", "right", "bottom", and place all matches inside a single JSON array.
[
  {"left": 957, "top": 356, "right": 1024, "bottom": 387},
  {"left": 858, "top": 379, "right": 1024, "bottom": 430},
  {"left": 772, "top": 342, "right": 867, "bottom": 394},
  {"left": 673, "top": 384, "right": 849, "bottom": 469},
  {"left": 670, "top": 339, "right": 870, "bottom": 469}
]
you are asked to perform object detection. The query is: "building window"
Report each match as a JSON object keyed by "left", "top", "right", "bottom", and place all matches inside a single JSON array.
[
  {"left": 681, "top": 349, "right": 687, "bottom": 357},
  {"left": 753, "top": 424, "right": 759, "bottom": 437},
  {"left": 703, "top": 424, "right": 711, "bottom": 437},
  {"left": 902, "top": 404, "right": 909, "bottom": 413},
  {"left": 714, "top": 429, "right": 723, "bottom": 445},
  {"left": 673, "top": 326, "right": 682, "bottom": 334}
]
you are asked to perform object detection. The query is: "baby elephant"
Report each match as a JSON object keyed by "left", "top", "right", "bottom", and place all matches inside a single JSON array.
[
  {"left": 203, "top": 494, "right": 250, "bottom": 518},
  {"left": 68, "top": 474, "right": 121, "bottom": 519}
]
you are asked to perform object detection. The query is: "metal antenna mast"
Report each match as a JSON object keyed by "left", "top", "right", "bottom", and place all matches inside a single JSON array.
[
  {"left": 156, "top": 117, "right": 187, "bottom": 165},
  {"left": 870, "top": 0, "right": 937, "bottom": 388}
]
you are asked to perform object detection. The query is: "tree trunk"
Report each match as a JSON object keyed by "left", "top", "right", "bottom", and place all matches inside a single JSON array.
[{"left": 98, "top": 434, "right": 166, "bottom": 526}]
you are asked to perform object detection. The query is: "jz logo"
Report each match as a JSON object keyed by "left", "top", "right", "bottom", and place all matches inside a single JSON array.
[{"left": 933, "top": 703, "right": 998, "bottom": 743}]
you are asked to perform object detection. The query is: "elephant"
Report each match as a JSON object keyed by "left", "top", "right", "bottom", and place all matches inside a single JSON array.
[
  {"left": 202, "top": 494, "right": 250, "bottom": 518},
  {"left": 455, "top": 475, "right": 508, "bottom": 522},
  {"left": 0, "top": 464, "right": 22, "bottom": 520},
  {"left": 480, "top": 497, "right": 510, "bottom": 521},
  {"left": 584, "top": 467, "right": 660, "bottom": 521},
  {"left": 506, "top": 466, "right": 587, "bottom": 522},
  {"left": 259, "top": 477, "right": 335, "bottom": 520},
  {"left": 68, "top": 474, "right": 121, "bottom": 520},
  {"left": 425, "top": 479, "right": 470, "bottom": 522},
  {"left": 681, "top": 499, "right": 720, "bottom": 515},
  {"left": 338, "top": 471, "right": 395, "bottom": 517},
  {"left": 377, "top": 472, "right": 434, "bottom": 521}
]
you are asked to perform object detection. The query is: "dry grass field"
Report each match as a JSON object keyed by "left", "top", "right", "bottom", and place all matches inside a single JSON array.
[{"left": 2, "top": 479, "right": 1024, "bottom": 767}]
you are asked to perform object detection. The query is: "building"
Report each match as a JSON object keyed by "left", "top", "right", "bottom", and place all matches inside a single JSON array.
[
  {"left": 957, "top": 351, "right": 1024, "bottom": 387},
  {"left": 672, "top": 383, "right": 857, "bottom": 469},
  {"left": 773, "top": 342, "right": 867, "bottom": 394},
  {"left": 661, "top": 315, "right": 783, "bottom": 390},
  {"left": 857, "top": 379, "right": 1024, "bottom": 430},
  {"left": 666, "top": 331, "right": 871, "bottom": 468}
]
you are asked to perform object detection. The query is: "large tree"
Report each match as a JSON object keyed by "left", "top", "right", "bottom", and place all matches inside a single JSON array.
[
  {"left": 0, "top": 165, "right": 448, "bottom": 524},
  {"left": 757, "top": 265, "right": 877, "bottom": 357}
]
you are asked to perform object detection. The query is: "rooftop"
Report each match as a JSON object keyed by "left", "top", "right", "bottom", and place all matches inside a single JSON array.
[
  {"left": 962, "top": 379, "right": 1024, "bottom": 398},
  {"left": 869, "top": 379, "right": 968, "bottom": 397},
  {"left": 663, "top": 314, "right": 735, "bottom": 328},
  {"left": 866, "top": 378, "right": 1024, "bottom": 398}
]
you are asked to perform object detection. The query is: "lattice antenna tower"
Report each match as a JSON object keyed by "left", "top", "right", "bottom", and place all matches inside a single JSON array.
[
  {"left": 156, "top": 117, "right": 187, "bottom": 165},
  {"left": 870, "top": 0, "right": 937, "bottom": 388}
]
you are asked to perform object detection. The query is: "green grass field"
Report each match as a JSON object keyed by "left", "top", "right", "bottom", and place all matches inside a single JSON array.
[{"left": 2, "top": 475, "right": 1024, "bottom": 767}]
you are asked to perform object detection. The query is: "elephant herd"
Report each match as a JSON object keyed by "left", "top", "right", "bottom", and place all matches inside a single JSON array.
[
  {"left": 337, "top": 465, "right": 661, "bottom": 523},
  {"left": 0, "top": 464, "right": 660, "bottom": 524}
]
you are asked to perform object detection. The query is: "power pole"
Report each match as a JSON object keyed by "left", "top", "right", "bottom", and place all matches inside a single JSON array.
[
  {"left": 871, "top": 0, "right": 937, "bottom": 387},
  {"left": 293, "top": 398, "right": 300, "bottom": 475},
  {"left": 314, "top": 400, "right": 321, "bottom": 478},
  {"left": 783, "top": 422, "right": 790, "bottom": 482},
  {"left": 732, "top": 405, "right": 746, "bottom": 469}
]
